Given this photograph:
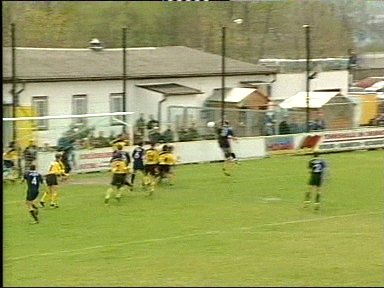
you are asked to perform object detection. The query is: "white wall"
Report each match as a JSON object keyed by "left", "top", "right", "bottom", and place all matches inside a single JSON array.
[
  {"left": 272, "top": 70, "right": 349, "bottom": 100},
  {"left": 3, "top": 70, "right": 349, "bottom": 146}
]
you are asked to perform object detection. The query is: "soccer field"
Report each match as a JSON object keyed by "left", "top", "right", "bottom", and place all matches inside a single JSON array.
[{"left": 3, "top": 150, "right": 384, "bottom": 287}]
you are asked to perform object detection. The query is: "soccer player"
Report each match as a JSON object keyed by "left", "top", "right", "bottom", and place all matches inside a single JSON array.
[
  {"left": 60, "top": 148, "right": 72, "bottom": 178},
  {"left": 104, "top": 144, "right": 131, "bottom": 204},
  {"left": 130, "top": 141, "right": 145, "bottom": 188},
  {"left": 23, "top": 164, "right": 43, "bottom": 224},
  {"left": 23, "top": 139, "right": 38, "bottom": 174},
  {"left": 304, "top": 151, "right": 327, "bottom": 210},
  {"left": 216, "top": 120, "right": 237, "bottom": 176},
  {"left": 40, "top": 153, "right": 67, "bottom": 208},
  {"left": 158, "top": 144, "right": 178, "bottom": 185},
  {"left": 143, "top": 142, "right": 160, "bottom": 196}
]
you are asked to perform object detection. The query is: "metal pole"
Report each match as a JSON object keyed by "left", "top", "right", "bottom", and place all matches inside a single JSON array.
[
  {"left": 11, "top": 22, "right": 22, "bottom": 178},
  {"left": 303, "top": 24, "right": 311, "bottom": 133},
  {"left": 221, "top": 26, "right": 226, "bottom": 127},
  {"left": 11, "top": 23, "right": 17, "bottom": 142},
  {"left": 122, "top": 27, "right": 127, "bottom": 133}
]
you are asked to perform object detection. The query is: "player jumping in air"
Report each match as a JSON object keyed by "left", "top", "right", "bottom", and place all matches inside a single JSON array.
[
  {"left": 217, "top": 120, "right": 237, "bottom": 176},
  {"left": 304, "top": 151, "right": 327, "bottom": 211}
]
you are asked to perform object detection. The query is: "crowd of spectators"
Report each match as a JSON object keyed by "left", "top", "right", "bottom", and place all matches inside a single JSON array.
[
  {"left": 263, "top": 113, "right": 326, "bottom": 136},
  {"left": 133, "top": 114, "right": 175, "bottom": 144}
]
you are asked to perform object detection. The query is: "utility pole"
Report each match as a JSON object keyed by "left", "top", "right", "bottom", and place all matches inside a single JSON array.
[
  {"left": 11, "top": 22, "right": 24, "bottom": 178},
  {"left": 303, "top": 24, "right": 311, "bottom": 133},
  {"left": 221, "top": 26, "right": 226, "bottom": 127},
  {"left": 122, "top": 27, "right": 127, "bottom": 133},
  {"left": 11, "top": 23, "right": 18, "bottom": 141}
]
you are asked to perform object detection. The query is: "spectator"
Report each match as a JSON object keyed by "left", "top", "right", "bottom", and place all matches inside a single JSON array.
[
  {"left": 377, "top": 114, "right": 384, "bottom": 126},
  {"left": 89, "top": 131, "right": 98, "bottom": 148},
  {"left": 278, "top": 117, "right": 291, "bottom": 135},
  {"left": 57, "top": 131, "right": 75, "bottom": 152},
  {"left": 3, "top": 141, "right": 18, "bottom": 169},
  {"left": 108, "top": 130, "right": 116, "bottom": 143},
  {"left": 177, "top": 127, "right": 189, "bottom": 142},
  {"left": 187, "top": 122, "right": 200, "bottom": 141},
  {"left": 135, "top": 113, "right": 146, "bottom": 137},
  {"left": 264, "top": 122, "right": 275, "bottom": 136},
  {"left": 370, "top": 113, "right": 384, "bottom": 126},
  {"left": 133, "top": 130, "right": 145, "bottom": 145},
  {"left": 61, "top": 148, "right": 72, "bottom": 175},
  {"left": 94, "top": 131, "right": 110, "bottom": 148},
  {"left": 146, "top": 114, "right": 159, "bottom": 131},
  {"left": 111, "top": 131, "right": 130, "bottom": 149},
  {"left": 23, "top": 139, "right": 38, "bottom": 172},
  {"left": 162, "top": 125, "right": 174, "bottom": 143},
  {"left": 311, "top": 113, "right": 326, "bottom": 131},
  {"left": 288, "top": 116, "right": 300, "bottom": 134},
  {"left": 148, "top": 126, "right": 162, "bottom": 143}
]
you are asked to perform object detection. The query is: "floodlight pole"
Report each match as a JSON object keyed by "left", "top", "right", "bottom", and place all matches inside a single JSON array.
[
  {"left": 11, "top": 23, "right": 18, "bottom": 142},
  {"left": 303, "top": 24, "right": 311, "bottom": 133},
  {"left": 122, "top": 27, "right": 127, "bottom": 133},
  {"left": 221, "top": 26, "right": 226, "bottom": 127}
]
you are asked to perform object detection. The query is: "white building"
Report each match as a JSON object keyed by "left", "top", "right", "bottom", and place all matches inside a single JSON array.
[{"left": 3, "top": 45, "right": 349, "bottom": 146}]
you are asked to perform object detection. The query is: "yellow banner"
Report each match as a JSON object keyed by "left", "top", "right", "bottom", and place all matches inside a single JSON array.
[{"left": 15, "top": 106, "right": 38, "bottom": 149}]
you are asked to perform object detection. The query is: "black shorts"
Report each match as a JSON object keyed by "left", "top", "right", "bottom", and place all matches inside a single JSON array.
[
  {"left": 26, "top": 189, "right": 39, "bottom": 201},
  {"left": 144, "top": 164, "right": 158, "bottom": 177},
  {"left": 62, "top": 161, "right": 71, "bottom": 174},
  {"left": 133, "top": 161, "right": 145, "bottom": 171},
  {"left": 111, "top": 173, "right": 127, "bottom": 188},
  {"left": 309, "top": 173, "right": 323, "bottom": 187},
  {"left": 221, "top": 147, "right": 233, "bottom": 159},
  {"left": 158, "top": 165, "right": 171, "bottom": 175},
  {"left": 45, "top": 174, "right": 58, "bottom": 186}
]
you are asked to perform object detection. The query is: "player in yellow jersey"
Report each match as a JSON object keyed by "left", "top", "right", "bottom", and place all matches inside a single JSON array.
[
  {"left": 158, "top": 144, "right": 178, "bottom": 185},
  {"left": 104, "top": 144, "right": 131, "bottom": 204},
  {"left": 143, "top": 142, "right": 159, "bottom": 196},
  {"left": 40, "top": 153, "right": 67, "bottom": 208}
]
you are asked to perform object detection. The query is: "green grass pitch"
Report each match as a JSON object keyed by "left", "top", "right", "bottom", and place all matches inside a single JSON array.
[{"left": 3, "top": 150, "right": 384, "bottom": 287}]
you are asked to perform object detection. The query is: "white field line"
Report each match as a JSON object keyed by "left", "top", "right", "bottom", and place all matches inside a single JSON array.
[{"left": 6, "top": 211, "right": 382, "bottom": 262}]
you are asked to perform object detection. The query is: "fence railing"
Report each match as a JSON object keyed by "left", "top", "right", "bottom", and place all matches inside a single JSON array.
[{"left": 164, "top": 101, "right": 384, "bottom": 141}]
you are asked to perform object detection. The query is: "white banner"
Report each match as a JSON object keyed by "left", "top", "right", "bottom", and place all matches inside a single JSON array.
[{"left": 318, "top": 128, "right": 384, "bottom": 152}]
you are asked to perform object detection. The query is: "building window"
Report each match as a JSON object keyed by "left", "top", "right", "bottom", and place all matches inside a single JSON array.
[
  {"left": 32, "top": 96, "right": 48, "bottom": 130},
  {"left": 72, "top": 94, "right": 87, "bottom": 125},
  {"left": 110, "top": 93, "right": 124, "bottom": 125}
]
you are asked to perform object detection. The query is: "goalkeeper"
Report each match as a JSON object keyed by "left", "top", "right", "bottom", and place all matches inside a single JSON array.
[{"left": 104, "top": 144, "right": 131, "bottom": 204}]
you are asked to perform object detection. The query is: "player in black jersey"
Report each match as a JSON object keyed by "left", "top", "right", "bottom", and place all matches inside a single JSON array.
[
  {"left": 217, "top": 120, "right": 237, "bottom": 176},
  {"left": 23, "top": 164, "right": 43, "bottom": 224},
  {"left": 304, "top": 151, "right": 328, "bottom": 210},
  {"left": 130, "top": 141, "right": 145, "bottom": 188}
]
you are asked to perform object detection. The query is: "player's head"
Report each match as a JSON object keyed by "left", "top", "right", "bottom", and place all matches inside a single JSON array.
[
  {"left": 137, "top": 141, "right": 143, "bottom": 147},
  {"left": 162, "top": 144, "right": 168, "bottom": 151},
  {"left": 224, "top": 120, "right": 229, "bottom": 126},
  {"left": 313, "top": 151, "right": 320, "bottom": 157},
  {"left": 55, "top": 153, "right": 62, "bottom": 160},
  {"left": 167, "top": 145, "right": 174, "bottom": 152},
  {"left": 116, "top": 143, "right": 123, "bottom": 150},
  {"left": 29, "top": 164, "right": 36, "bottom": 171}
]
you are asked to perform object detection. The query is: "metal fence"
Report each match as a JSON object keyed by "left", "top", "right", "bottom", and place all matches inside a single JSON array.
[{"left": 163, "top": 100, "right": 384, "bottom": 141}]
